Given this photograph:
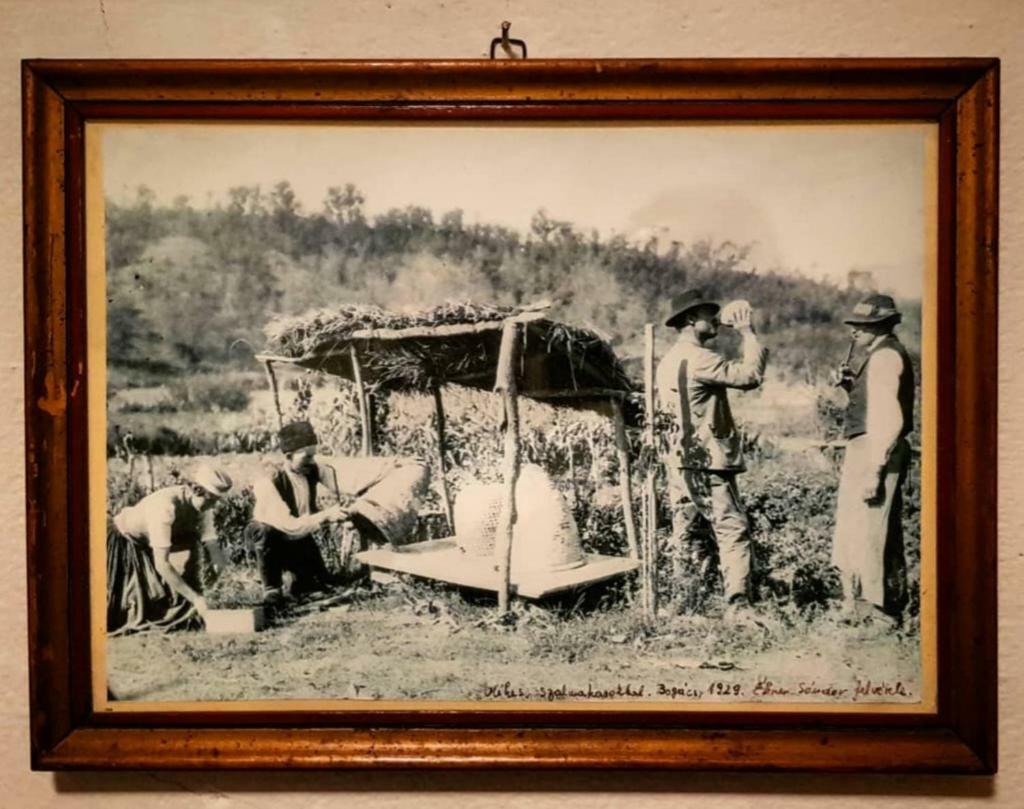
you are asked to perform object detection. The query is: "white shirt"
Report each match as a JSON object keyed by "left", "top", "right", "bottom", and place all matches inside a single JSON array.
[
  {"left": 252, "top": 463, "right": 339, "bottom": 538},
  {"left": 864, "top": 336, "right": 907, "bottom": 470},
  {"left": 113, "top": 485, "right": 216, "bottom": 550}
]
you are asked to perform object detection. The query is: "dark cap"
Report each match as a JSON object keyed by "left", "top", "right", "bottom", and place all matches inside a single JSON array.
[
  {"left": 278, "top": 421, "right": 319, "bottom": 455},
  {"left": 665, "top": 289, "right": 720, "bottom": 329},
  {"left": 844, "top": 293, "right": 902, "bottom": 326}
]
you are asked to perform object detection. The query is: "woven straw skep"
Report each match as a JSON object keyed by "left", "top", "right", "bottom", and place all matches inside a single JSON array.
[{"left": 453, "top": 464, "right": 586, "bottom": 575}]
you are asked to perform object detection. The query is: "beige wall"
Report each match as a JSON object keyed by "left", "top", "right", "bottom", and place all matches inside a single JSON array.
[{"left": 1, "top": 0, "right": 1019, "bottom": 804}]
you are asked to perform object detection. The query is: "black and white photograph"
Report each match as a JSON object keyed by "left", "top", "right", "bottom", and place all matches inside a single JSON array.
[{"left": 90, "top": 121, "right": 936, "bottom": 710}]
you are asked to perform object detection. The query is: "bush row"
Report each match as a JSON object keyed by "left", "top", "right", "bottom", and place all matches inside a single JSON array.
[{"left": 107, "top": 443, "right": 920, "bottom": 619}]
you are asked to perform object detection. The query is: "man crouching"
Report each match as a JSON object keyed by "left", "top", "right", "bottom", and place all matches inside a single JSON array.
[{"left": 245, "top": 420, "right": 348, "bottom": 606}]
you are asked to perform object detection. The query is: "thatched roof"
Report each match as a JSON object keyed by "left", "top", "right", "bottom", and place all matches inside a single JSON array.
[{"left": 258, "top": 301, "right": 635, "bottom": 405}]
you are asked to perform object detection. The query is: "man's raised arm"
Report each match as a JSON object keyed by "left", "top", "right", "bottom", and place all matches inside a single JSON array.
[{"left": 691, "top": 327, "right": 768, "bottom": 390}]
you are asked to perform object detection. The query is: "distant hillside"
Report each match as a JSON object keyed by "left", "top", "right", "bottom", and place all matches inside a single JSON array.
[{"left": 106, "top": 183, "right": 919, "bottom": 387}]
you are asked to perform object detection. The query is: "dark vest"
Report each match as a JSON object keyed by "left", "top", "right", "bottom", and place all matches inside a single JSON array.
[
  {"left": 843, "top": 335, "right": 915, "bottom": 440},
  {"left": 271, "top": 466, "right": 320, "bottom": 518}
]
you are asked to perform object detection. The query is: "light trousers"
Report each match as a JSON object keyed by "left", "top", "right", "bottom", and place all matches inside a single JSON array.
[
  {"left": 666, "top": 465, "right": 752, "bottom": 602},
  {"left": 832, "top": 435, "right": 910, "bottom": 615}
]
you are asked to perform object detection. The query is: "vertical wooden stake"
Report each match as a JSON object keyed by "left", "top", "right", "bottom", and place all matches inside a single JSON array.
[
  {"left": 612, "top": 398, "right": 639, "bottom": 560},
  {"left": 263, "top": 360, "right": 284, "bottom": 431},
  {"left": 431, "top": 385, "right": 455, "bottom": 535},
  {"left": 124, "top": 430, "right": 137, "bottom": 484},
  {"left": 644, "top": 468, "right": 658, "bottom": 618},
  {"left": 349, "top": 345, "right": 372, "bottom": 456},
  {"left": 567, "top": 439, "right": 578, "bottom": 513},
  {"left": 365, "top": 393, "right": 377, "bottom": 456},
  {"left": 643, "top": 324, "right": 659, "bottom": 618},
  {"left": 146, "top": 454, "right": 155, "bottom": 493},
  {"left": 494, "top": 319, "right": 522, "bottom": 615}
]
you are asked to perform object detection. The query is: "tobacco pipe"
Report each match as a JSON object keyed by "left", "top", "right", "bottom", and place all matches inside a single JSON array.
[{"left": 842, "top": 336, "right": 856, "bottom": 366}]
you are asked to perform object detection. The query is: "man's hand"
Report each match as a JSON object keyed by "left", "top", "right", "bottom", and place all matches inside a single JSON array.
[
  {"left": 194, "top": 596, "right": 210, "bottom": 618},
  {"left": 721, "top": 300, "right": 754, "bottom": 332},
  {"left": 320, "top": 504, "right": 350, "bottom": 524},
  {"left": 830, "top": 364, "right": 855, "bottom": 389},
  {"left": 733, "top": 305, "right": 754, "bottom": 332},
  {"left": 861, "top": 469, "right": 885, "bottom": 504}
]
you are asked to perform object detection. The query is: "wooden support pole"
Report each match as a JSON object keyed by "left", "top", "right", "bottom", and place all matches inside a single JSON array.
[
  {"left": 642, "top": 323, "right": 659, "bottom": 618},
  {"left": 567, "top": 439, "right": 578, "bottom": 513},
  {"left": 431, "top": 385, "right": 456, "bottom": 535},
  {"left": 494, "top": 319, "right": 523, "bottom": 614},
  {"left": 365, "top": 393, "right": 377, "bottom": 456},
  {"left": 612, "top": 398, "right": 639, "bottom": 560},
  {"left": 349, "top": 345, "right": 372, "bottom": 456},
  {"left": 122, "top": 431, "right": 137, "bottom": 484},
  {"left": 644, "top": 465, "right": 658, "bottom": 619},
  {"left": 263, "top": 360, "right": 284, "bottom": 431}
]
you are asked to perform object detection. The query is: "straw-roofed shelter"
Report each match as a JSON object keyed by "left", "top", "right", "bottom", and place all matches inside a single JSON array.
[
  {"left": 261, "top": 300, "right": 634, "bottom": 402},
  {"left": 256, "top": 301, "right": 640, "bottom": 610}
]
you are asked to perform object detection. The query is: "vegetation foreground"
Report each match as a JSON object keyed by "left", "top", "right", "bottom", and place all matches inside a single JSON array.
[{"left": 105, "top": 419, "right": 922, "bottom": 705}]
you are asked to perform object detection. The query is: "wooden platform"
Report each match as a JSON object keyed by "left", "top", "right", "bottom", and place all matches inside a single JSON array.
[{"left": 356, "top": 539, "right": 639, "bottom": 599}]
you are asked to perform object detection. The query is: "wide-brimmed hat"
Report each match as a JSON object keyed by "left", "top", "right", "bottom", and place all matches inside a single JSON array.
[
  {"left": 278, "top": 420, "right": 320, "bottom": 455},
  {"left": 844, "top": 293, "right": 902, "bottom": 326},
  {"left": 665, "top": 289, "right": 720, "bottom": 329},
  {"left": 189, "top": 464, "right": 233, "bottom": 497}
]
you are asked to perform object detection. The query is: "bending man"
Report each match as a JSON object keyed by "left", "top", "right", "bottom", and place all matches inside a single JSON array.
[{"left": 107, "top": 463, "right": 233, "bottom": 634}]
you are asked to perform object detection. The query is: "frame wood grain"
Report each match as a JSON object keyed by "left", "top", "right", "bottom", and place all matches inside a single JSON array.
[{"left": 23, "top": 58, "right": 998, "bottom": 772}]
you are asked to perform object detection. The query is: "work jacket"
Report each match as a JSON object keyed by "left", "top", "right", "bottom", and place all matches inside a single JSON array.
[{"left": 656, "top": 330, "right": 768, "bottom": 472}]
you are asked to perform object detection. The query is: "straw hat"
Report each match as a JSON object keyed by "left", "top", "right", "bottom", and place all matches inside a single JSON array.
[{"left": 189, "top": 463, "right": 233, "bottom": 497}]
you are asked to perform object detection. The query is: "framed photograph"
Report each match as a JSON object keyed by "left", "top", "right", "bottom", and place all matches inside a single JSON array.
[{"left": 23, "top": 58, "right": 997, "bottom": 771}]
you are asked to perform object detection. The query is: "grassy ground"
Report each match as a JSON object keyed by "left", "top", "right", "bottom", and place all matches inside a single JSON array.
[{"left": 106, "top": 568, "right": 921, "bottom": 706}]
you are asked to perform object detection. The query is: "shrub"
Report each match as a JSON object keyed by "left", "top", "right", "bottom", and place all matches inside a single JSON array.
[
  {"left": 117, "top": 400, "right": 180, "bottom": 415},
  {"left": 815, "top": 387, "right": 847, "bottom": 441},
  {"left": 213, "top": 487, "right": 256, "bottom": 563},
  {"left": 107, "top": 423, "right": 276, "bottom": 457},
  {"left": 167, "top": 375, "right": 252, "bottom": 413}
]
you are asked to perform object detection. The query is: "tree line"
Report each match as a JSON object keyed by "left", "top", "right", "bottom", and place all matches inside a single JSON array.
[{"left": 106, "top": 182, "right": 901, "bottom": 386}]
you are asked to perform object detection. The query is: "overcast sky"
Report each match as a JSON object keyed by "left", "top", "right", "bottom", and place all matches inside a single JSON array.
[{"left": 96, "top": 122, "right": 936, "bottom": 298}]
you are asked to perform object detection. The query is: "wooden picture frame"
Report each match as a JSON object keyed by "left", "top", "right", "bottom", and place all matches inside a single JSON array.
[{"left": 23, "top": 58, "right": 998, "bottom": 772}]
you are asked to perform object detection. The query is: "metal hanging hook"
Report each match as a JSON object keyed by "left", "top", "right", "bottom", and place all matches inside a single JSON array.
[{"left": 490, "top": 21, "right": 527, "bottom": 59}]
